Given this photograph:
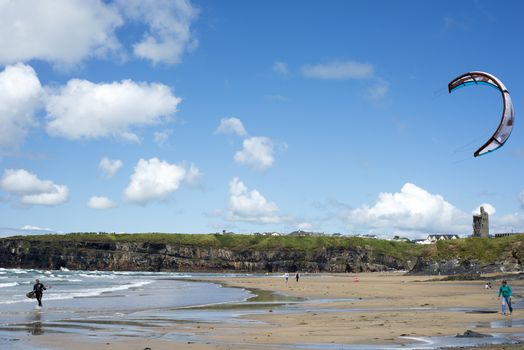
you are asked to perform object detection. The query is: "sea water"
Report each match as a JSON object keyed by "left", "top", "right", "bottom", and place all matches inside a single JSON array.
[{"left": 0, "top": 268, "right": 253, "bottom": 325}]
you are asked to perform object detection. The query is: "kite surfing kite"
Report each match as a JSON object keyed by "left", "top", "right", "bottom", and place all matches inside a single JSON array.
[{"left": 448, "top": 71, "right": 514, "bottom": 157}]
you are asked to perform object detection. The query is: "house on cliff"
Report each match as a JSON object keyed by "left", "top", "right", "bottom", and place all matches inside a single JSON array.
[
  {"left": 288, "top": 230, "right": 325, "bottom": 237},
  {"left": 417, "top": 234, "right": 460, "bottom": 244}
]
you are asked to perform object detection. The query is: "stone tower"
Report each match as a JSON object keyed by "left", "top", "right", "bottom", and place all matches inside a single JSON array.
[{"left": 472, "top": 206, "right": 489, "bottom": 238}]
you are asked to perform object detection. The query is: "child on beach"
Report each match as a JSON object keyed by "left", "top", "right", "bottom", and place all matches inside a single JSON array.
[
  {"left": 284, "top": 272, "right": 289, "bottom": 284},
  {"left": 498, "top": 280, "right": 512, "bottom": 315}
]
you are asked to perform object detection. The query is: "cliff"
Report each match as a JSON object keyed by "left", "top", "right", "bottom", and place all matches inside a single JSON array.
[
  {"left": 0, "top": 233, "right": 522, "bottom": 274},
  {"left": 407, "top": 235, "right": 524, "bottom": 275},
  {"left": 0, "top": 233, "right": 418, "bottom": 273}
]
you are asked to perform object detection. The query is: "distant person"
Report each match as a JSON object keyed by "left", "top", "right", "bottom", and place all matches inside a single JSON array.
[
  {"left": 295, "top": 272, "right": 300, "bottom": 282},
  {"left": 284, "top": 272, "right": 289, "bottom": 284},
  {"left": 33, "top": 279, "right": 47, "bottom": 307},
  {"left": 484, "top": 282, "right": 492, "bottom": 289},
  {"left": 498, "top": 280, "right": 513, "bottom": 315}
]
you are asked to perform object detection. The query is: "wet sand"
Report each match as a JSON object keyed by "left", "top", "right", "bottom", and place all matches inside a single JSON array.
[{"left": 15, "top": 273, "right": 524, "bottom": 349}]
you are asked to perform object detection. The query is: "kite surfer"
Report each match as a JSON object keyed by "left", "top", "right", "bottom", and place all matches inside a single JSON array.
[
  {"left": 33, "top": 279, "right": 47, "bottom": 307},
  {"left": 498, "top": 280, "right": 512, "bottom": 316}
]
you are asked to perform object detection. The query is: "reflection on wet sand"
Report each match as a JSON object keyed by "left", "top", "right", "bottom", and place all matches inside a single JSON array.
[{"left": 26, "top": 310, "right": 43, "bottom": 336}]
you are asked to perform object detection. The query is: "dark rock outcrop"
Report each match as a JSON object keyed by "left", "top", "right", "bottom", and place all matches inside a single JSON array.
[
  {"left": 408, "top": 240, "right": 523, "bottom": 275},
  {"left": 456, "top": 330, "right": 492, "bottom": 338}
]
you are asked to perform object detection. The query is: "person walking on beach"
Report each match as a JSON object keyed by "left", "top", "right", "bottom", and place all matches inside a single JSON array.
[
  {"left": 498, "top": 280, "right": 513, "bottom": 316},
  {"left": 33, "top": 279, "right": 47, "bottom": 307},
  {"left": 284, "top": 272, "right": 289, "bottom": 284},
  {"left": 295, "top": 272, "right": 300, "bottom": 282}
]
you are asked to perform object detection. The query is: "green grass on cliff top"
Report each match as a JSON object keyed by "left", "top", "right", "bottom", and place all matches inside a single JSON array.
[
  {"left": 3, "top": 232, "right": 423, "bottom": 260},
  {"left": 430, "top": 234, "right": 523, "bottom": 263},
  {"left": 4, "top": 232, "right": 522, "bottom": 263}
]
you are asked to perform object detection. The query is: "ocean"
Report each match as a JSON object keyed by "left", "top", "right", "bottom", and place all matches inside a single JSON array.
[{"left": 0, "top": 267, "right": 256, "bottom": 339}]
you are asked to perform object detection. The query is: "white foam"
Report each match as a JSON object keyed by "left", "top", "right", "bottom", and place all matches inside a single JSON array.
[
  {"left": 79, "top": 273, "right": 116, "bottom": 279},
  {"left": 0, "top": 282, "right": 18, "bottom": 288},
  {"left": 46, "top": 280, "right": 154, "bottom": 301},
  {"left": 0, "top": 280, "right": 154, "bottom": 304}
]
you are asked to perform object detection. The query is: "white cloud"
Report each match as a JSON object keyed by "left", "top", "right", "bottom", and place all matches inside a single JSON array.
[
  {"left": 234, "top": 137, "right": 275, "bottom": 170},
  {"left": 45, "top": 79, "right": 181, "bottom": 140},
  {"left": 272, "top": 61, "right": 288, "bottom": 75},
  {"left": 491, "top": 212, "right": 524, "bottom": 233},
  {"left": 297, "top": 222, "right": 313, "bottom": 231},
  {"left": 185, "top": 163, "right": 203, "bottom": 187},
  {"left": 115, "top": 0, "right": 199, "bottom": 65},
  {"left": 0, "top": 1, "right": 201, "bottom": 68},
  {"left": 265, "top": 94, "right": 288, "bottom": 102},
  {"left": 302, "top": 59, "right": 390, "bottom": 101},
  {"left": 0, "top": 64, "right": 43, "bottom": 151},
  {"left": 472, "top": 203, "right": 496, "bottom": 216},
  {"left": 0, "top": 169, "right": 69, "bottom": 206},
  {"left": 0, "top": 0, "right": 123, "bottom": 67},
  {"left": 154, "top": 129, "right": 173, "bottom": 146},
  {"left": 302, "top": 60, "right": 374, "bottom": 80},
  {"left": 124, "top": 158, "right": 187, "bottom": 204},
  {"left": 346, "top": 183, "right": 469, "bottom": 237},
  {"left": 0, "top": 225, "right": 59, "bottom": 237},
  {"left": 88, "top": 196, "right": 117, "bottom": 209},
  {"left": 216, "top": 118, "right": 247, "bottom": 137},
  {"left": 1, "top": 169, "right": 55, "bottom": 194},
  {"left": 367, "top": 79, "right": 390, "bottom": 102},
  {"left": 216, "top": 118, "right": 283, "bottom": 171},
  {"left": 21, "top": 225, "right": 54, "bottom": 231},
  {"left": 120, "top": 131, "right": 141, "bottom": 143},
  {"left": 228, "top": 177, "right": 283, "bottom": 224},
  {"left": 99, "top": 157, "right": 123, "bottom": 178}
]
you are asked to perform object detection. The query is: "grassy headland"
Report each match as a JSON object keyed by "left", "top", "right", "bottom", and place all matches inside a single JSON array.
[
  {"left": 2, "top": 232, "right": 522, "bottom": 273},
  {"left": 5, "top": 232, "right": 523, "bottom": 259}
]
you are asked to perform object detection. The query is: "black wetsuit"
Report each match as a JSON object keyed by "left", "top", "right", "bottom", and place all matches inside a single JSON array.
[{"left": 33, "top": 282, "right": 46, "bottom": 307}]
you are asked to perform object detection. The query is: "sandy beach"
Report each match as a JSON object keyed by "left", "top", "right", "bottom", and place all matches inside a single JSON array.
[{"left": 8, "top": 272, "right": 521, "bottom": 350}]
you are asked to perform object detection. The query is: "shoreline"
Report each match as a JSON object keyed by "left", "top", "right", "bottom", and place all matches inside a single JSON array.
[
  {"left": 205, "top": 273, "right": 523, "bottom": 347},
  {"left": 5, "top": 272, "right": 523, "bottom": 349}
]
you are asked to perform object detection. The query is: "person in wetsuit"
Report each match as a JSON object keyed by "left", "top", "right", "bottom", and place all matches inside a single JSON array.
[{"left": 33, "top": 279, "right": 47, "bottom": 307}]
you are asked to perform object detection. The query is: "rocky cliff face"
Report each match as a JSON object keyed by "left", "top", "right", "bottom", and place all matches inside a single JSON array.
[
  {"left": 0, "top": 238, "right": 413, "bottom": 273},
  {"left": 408, "top": 239, "right": 523, "bottom": 275},
  {"left": 3, "top": 237, "right": 521, "bottom": 274}
]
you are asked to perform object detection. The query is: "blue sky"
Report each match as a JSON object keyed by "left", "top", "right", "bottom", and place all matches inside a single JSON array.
[{"left": 1, "top": 0, "right": 524, "bottom": 239}]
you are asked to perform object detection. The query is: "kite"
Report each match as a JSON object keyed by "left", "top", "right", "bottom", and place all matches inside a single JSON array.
[{"left": 448, "top": 71, "right": 514, "bottom": 157}]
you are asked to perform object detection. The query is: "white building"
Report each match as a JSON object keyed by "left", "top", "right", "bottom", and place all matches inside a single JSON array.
[{"left": 417, "top": 234, "right": 460, "bottom": 245}]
